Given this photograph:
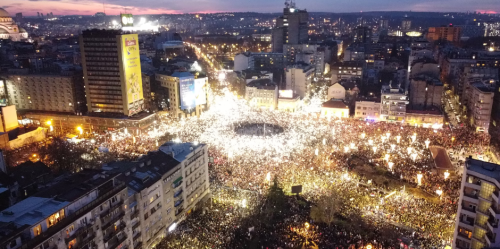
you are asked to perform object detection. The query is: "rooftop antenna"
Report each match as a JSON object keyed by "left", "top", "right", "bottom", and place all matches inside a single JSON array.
[
  {"left": 284, "top": 0, "right": 290, "bottom": 8},
  {"left": 290, "top": 0, "right": 296, "bottom": 8}
]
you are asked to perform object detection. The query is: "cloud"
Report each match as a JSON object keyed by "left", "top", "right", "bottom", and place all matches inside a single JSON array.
[{"left": 28, "top": 0, "right": 61, "bottom": 1}]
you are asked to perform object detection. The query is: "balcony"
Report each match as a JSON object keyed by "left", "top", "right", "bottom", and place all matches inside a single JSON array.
[
  {"left": 175, "top": 207, "right": 184, "bottom": 216},
  {"left": 174, "top": 199, "right": 184, "bottom": 208},
  {"left": 133, "top": 231, "right": 141, "bottom": 241},
  {"left": 132, "top": 221, "right": 140, "bottom": 230},
  {"left": 133, "top": 242, "right": 142, "bottom": 249},
  {"left": 130, "top": 209, "right": 139, "bottom": 219},
  {"left": 102, "top": 211, "right": 125, "bottom": 231},
  {"left": 475, "top": 221, "right": 489, "bottom": 231},
  {"left": 104, "top": 223, "right": 126, "bottom": 243},
  {"left": 463, "top": 192, "right": 479, "bottom": 202},
  {"left": 487, "top": 232, "right": 496, "bottom": 244},
  {"left": 65, "top": 223, "right": 93, "bottom": 244},
  {"left": 107, "top": 233, "right": 127, "bottom": 249},
  {"left": 174, "top": 189, "right": 183, "bottom": 198}
]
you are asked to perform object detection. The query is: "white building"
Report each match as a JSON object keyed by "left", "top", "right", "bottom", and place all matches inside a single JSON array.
[
  {"left": 321, "top": 99, "right": 350, "bottom": 118},
  {"left": 380, "top": 86, "right": 408, "bottom": 122},
  {"left": 234, "top": 52, "right": 254, "bottom": 72},
  {"left": 327, "top": 83, "right": 346, "bottom": 100},
  {"left": 285, "top": 63, "right": 314, "bottom": 98},
  {"left": 0, "top": 8, "right": 28, "bottom": 41},
  {"left": 355, "top": 101, "right": 381, "bottom": 121},
  {"left": 453, "top": 158, "right": 500, "bottom": 249},
  {"left": 283, "top": 44, "right": 329, "bottom": 76},
  {"left": 245, "top": 79, "right": 278, "bottom": 110},
  {"left": 4, "top": 74, "right": 81, "bottom": 113}
]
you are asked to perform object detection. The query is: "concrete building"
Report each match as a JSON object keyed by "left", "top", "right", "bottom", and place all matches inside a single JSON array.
[
  {"left": 80, "top": 29, "right": 144, "bottom": 116},
  {"left": 330, "top": 61, "right": 363, "bottom": 82},
  {"left": 272, "top": 3, "right": 309, "bottom": 53},
  {"left": 405, "top": 108, "right": 444, "bottom": 128},
  {"left": 321, "top": 99, "right": 349, "bottom": 118},
  {"left": 453, "top": 158, "right": 500, "bottom": 249},
  {"left": 233, "top": 52, "right": 284, "bottom": 72},
  {"left": 409, "top": 75, "right": 443, "bottom": 110},
  {"left": 380, "top": 85, "right": 409, "bottom": 122},
  {"left": 427, "top": 26, "right": 462, "bottom": 44},
  {"left": 354, "top": 100, "right": 381, "bottom": 121},
  {"left": 3, "top": 74, "right": 84, "bottom": 113},
  {"left": 155, "top": 71, "right": 208, "bottom": 119},
  {"left": 285, "top": 63, "right": 314, "bottom": 98},
  {"left": 245, "top": 78, "right": 278, "bottom": 110},
  {"left": 458, "top": 67, "right": 499, "bottom": 104},
  {"left": 104, "top": 141, "right": 210, "bottom": 249},
  {"left": 0, "top": 169, "right": 129, "bottom": 249},
  {"left": 463, "top": 80, "right": 495, "bottom": 133},
  {"left": 401, "top": 19, "right": 412, "bottom": 31},
  {"left": 354, "top": 26, "right": 372, "bottom": 43},
  {"left": 283, "top": 44, "right": 330, "bottom": 76}
]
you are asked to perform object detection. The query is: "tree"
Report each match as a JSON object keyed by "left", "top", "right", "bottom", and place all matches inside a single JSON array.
[{"left": 310, "top": 191, "right": 342, "bottom": 225}]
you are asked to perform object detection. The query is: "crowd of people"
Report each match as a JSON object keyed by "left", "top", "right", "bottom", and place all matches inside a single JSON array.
[{"left": 11, "top": 87, "right": 492, "bottom": 248}]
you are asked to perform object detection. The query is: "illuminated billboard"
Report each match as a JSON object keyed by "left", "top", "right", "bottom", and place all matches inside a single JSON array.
[
  {"left": 279, "top": 90, "right": 293, "bottom": 98},
  {"left": 121, "top": 14, "right": 134, "bottom": 27},
  {"left": 120, "top": 34, "right": 144, "bottom": 116},
  {"left": 195, "top": 78, "right": 207, "bottom": 105},
  {"left": 179, "top": 76, "right": 195, "bottom": 110}
]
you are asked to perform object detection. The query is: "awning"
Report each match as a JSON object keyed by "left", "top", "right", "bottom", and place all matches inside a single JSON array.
[{"left": 173, "top": 176, "right": 183, "bottom": 184}]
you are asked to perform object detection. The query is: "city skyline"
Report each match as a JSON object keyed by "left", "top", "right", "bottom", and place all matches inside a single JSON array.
[{"left": 1, "top": 0, "right": 499, "bottom": 16}]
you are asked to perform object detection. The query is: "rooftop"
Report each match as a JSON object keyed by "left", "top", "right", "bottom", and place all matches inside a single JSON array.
[
  {"left": 159, "top": 141, "right": 204, "bottom": 162},
  {"left": 322, "top": 99, "right": 349, "bottom": 109},
  {"left": 0, "top": 197, "right": 68, "bottom": 226},
  {"left": 466, "top": 158, "right": 500, "bottom": 182},
  {"left": 247, "top": 78, "right": 276, "bottom": 90}
]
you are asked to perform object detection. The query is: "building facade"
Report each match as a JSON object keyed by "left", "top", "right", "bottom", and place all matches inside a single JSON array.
[
  {"left": 427, "top": 26, "right": 462, "bottom": 44},
  {"left": 463, "top": 81, "right": 495, "bottom": 133},
  {"left": 453, "top": 158, "right": 500, "bottom": 249},
  {"left": 354, "top": 101, "right": 381, "bottom": 121},
  {"left": 245, "top": 79, "right": 278, "bottom": 110},
  {"left": 409, "top": 75, "right": 443, "bottom": 109},
  {"left": 3, "top": 74, "right": 84, "bottom": 113},
  {"left": 380, "top": 86, "right": 409, "bottom": 122},
  {"left": 80, "top": 29, "right": 144, "bottom": 116},
  {"left": 285, "top": 63, "right": 314, "bottom": 98}
]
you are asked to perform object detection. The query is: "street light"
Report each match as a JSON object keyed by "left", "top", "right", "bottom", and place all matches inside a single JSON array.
[
  {"left": 444, "top": 170, "right": 450, "bottom": 180},
  {"left": 425, "top": 139, "right": 430, "bottom": 149},
  {"left": 417, "top": 173, "right": 423, "bottom": 186},
  {"left": 76, "top": 126, "right": 83, "bottom": 135},
  {"left": 396, "top": 135, "right": 401, "bottom": 144}
]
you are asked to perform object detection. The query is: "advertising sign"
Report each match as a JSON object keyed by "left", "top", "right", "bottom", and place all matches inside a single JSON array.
[
  {"left": 179, "top": 76, "right": 195, "bottom": 110},
  {"left": 121, "top": 14, "right": 134, "bottom": 27},
  {"left": 194, "top": 78, "right": 207, "bottom": 105},
  {"left": 120, "top": 34, "right": 144, "bottom": 116},
  {"left": 279, "top": 90, "right": 293, "bottom": 98}
]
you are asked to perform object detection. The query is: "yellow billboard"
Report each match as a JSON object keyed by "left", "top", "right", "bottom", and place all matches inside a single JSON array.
[{"left": 120, "top": 34, "right": 144, "bottom": 116}]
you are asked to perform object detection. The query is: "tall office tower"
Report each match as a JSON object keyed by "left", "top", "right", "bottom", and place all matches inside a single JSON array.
[
  {"left": 402, "top": 19, "right": 412, "bottom": 30},
  {"left": 354, "top": 26, "right": 372, "bottom": 43},
  {"left": 380, "top": 18, "right": 389, "bottom": 30},
  {"left": 80, "top": 29, "right": 144, "bottom": 116},
  {"left": 272, "top": 0, "right": 309, "bottom": 53}
]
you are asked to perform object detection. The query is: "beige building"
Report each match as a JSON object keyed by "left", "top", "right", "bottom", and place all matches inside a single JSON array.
[
  {"left": 245, "top": 79, "right": 278, "bottom": 110},
  {"left": 354, "top": 100, "right": 381, "bottom": 121},
  {"left": 405, "top": 108, "right": 444, "bottom": 129},
  {"left": 453, "top": 158, "right": 500, "bottom": 249},
  {"left": 463, "top": 81, "right": 495, "bottom": 133},
  {"left": 321, "top": 99, "right": 349, "bottom": 118},
  {"left": 4, "top": 74, "right": 81, "bottom": 113},
  {"left": 409, "top": 75, "right": 443, "bottom": 109},
  {"left": 155, "top": 71, "right": 208, "bottom": 119},
  {"left": 285, "top": 63, "right": 314, "bottom": 98},
  {"left": 381, "top": 86, "right": 408, "bottom": 122}
]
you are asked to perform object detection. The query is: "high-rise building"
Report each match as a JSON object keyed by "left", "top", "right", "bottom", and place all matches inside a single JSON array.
[
  {"left": 402, "top": 19, "right": 412, "bottom": 30},
  {"left": 80, "top": 29, "right": 144, "bottom": 116},
  {"left": 427, "top": 26, "right": 462, "bottom": 44},
  {"left": 271, "top": 1, "right": 309, "bottom": 53},
  {"left": 453, "top": 157, "right": 500, "bottom": 249},
  {"left": 285, "top": 63, "right": 314, "bottom": 98},
  {"left": 379, "top": 18, "right": 389, "bottom": 30},
  {"left": 354, "top": 26, "right": 372, "bottom": 43}
]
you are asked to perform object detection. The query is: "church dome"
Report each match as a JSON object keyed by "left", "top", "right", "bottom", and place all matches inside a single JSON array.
[{"left": 0, "top": 8, "right": 10, "bottom": 18}]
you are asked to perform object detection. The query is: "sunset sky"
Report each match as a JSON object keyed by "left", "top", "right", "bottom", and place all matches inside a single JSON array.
[{"left": 1, "top": 0, "right": 499, "bottom": 16}]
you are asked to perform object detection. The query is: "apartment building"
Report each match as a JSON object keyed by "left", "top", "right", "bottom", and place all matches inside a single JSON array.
[
  {"left": 3, "top": 74, "right": 84, "bottom": 113},
  {"left": 453, "top": 158, "right": 500, "bottom": 249},
  {"left": 245, "top": 78, "right": 278, "bottom": 110},
  {"left": 0, "top": 169, "right": 128, "bottom": 249},
  {"left": 355, "top": 100, "right": 381, "bottom": 121},
  {"left": 104, "top": 142, "right": 210, "bottom": 249},
  {"left": 380, "top": 85, "right": 409, "bottom": 122},
  {"left": 0, "top": 142, "right": 211, "bottom": 249},
  {"left": 462, "top": 80, "right": 495, "bottom": 133},
  {"left": 285, "top": 63, "right": 314, "bottom": 98}
]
